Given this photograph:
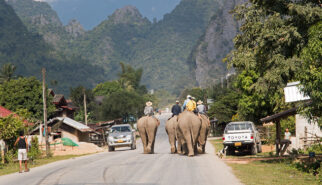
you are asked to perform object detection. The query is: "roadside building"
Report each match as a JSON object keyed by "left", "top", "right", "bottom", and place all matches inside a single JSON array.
[
  {"left": 51, "top": 93, "right": 77, "bottom": 118},
  {"left": 48, "top": 117, "right": 92, "bottom": 142},
  {"left": 30, "top": 117, "right": 92, "bottom": 143},
  {"left": 260, "top": 82, "right": 321, "bottom": 155}
]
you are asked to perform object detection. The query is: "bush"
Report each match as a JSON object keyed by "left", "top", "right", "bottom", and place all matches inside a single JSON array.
[
  {"left": 28, "top": 136, "right": 41, "bottom": 160},
  {"left": 307, "top": 144, "right": 322, "bottom": 154},
  {"left": 4, "top": 150, "right": 16, "bottom": 163}
]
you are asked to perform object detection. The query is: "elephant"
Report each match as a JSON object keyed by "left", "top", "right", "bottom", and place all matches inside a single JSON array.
[
  {"left": 197, "top": 114, "right": 210, "bottom": 154},
  {"left": 137, "top": 116, "right": 159, "bottom": 154},
  {"left": 177, "top": 111, "right": 202, "bottom": 157},
  {"left": 165, "top": 116, "right": 180, "bottom": 154}
]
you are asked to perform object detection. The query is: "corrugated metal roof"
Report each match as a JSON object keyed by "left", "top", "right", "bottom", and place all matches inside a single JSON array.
[
  {"left": 53, "top": 94, "right": 65, "bottom": 103},
  {"left": 57, "top": 117, "right": 92, "bottom": 132},
  {"left": 284, "top": 81, "right": 310, "bottom": 103}
]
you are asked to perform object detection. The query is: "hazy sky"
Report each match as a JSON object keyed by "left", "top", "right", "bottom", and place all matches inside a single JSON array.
[{"left": 39, "top": 0, "right": 181, "bottom": 30}]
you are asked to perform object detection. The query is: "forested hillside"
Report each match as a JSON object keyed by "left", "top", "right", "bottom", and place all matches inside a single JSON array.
[
  {"left": 0, "top": 0, "right": 104, "bottom": 95},
  {"left": 6, "top": 0, "right": 240, "bottom": 94}
]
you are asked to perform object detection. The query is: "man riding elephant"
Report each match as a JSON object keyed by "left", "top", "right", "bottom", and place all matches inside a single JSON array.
[
  {"left": 144, "top": 101, "right": 160, "bottom": 126},
  {"left": 170, "top": 100, "right": 181, "bottom": 119},
  {"left": 186, "top": 96, "right": 197, "bottom": 112},
  {"left": 182, "top": 95, "right": 191, "bottom": 110}
]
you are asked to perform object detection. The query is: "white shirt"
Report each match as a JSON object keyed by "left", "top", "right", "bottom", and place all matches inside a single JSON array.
[{"left": 284, "top": 132, "right": 291, "bottom": 140}]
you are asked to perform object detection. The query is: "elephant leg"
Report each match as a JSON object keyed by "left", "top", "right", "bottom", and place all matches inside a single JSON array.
[
  {"left": 183, "top": 130, "right": 194, "bottom": 157},
  {"left": 146, "top": 126, "right": 157, "bottom": 154},
  {"left": 202, "top": 129, "right": 209, "bottom": 153},
  {"left": 138, "top": 128, "right": 148, "bottom": 154},
  {"left": 170, "top": 133, "right": 176, "bottom": 154},
  {"left": 166, "top": 128, "right": 175, "bottom": 153},
  {"left": 176, "top": 128, "right": 183, "bottom": 154},
  {"left": 151, "top": 128, "right": 157, "bottom": 154},
  {"left": 177, "top": 137, "right": 182, "bottom": 154}
]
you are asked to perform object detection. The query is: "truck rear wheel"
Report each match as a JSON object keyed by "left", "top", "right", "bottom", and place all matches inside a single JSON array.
[
  {"left": 108, "top": 146, "right": 115, "bottom": 152},
  {"left": 257, "top": 142, "right": 262, "bottom": 153},
  {"left": 250, "top": 144, "right": 257, "bottom": 155},
  {"left": 226, "top": 146, "right": 235, "bottom": 156}
]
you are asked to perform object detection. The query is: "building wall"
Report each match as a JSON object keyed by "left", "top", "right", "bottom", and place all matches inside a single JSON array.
[
  {"left": 62, "top": 130, "right": 79, "bottom": 142},
  {"left": 292, "top": 114, "right": 321, "bottom": 149},
  {"left": 77, "top": 131, "right": 89, "bottom": 142}
]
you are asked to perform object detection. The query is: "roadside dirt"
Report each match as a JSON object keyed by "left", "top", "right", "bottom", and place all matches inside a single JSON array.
[
  {"left": 222, "top": 144, "right": 278, "bottom": 164},
  {"left": 44, "top": 139, "right": 105, "bottom": 156}
]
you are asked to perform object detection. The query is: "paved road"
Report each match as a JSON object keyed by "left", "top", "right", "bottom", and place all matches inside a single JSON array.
[{"left": 0, "top": 113, "right": 242, "bottom": 185}]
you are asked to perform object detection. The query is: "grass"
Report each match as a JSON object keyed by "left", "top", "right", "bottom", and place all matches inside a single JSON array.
[
  {"left": 210, "top": 139, "right": 321, "bottom": 185},
  {"left": 210, "top": 139, "right": 224, "bottom": 152},
  {"left": 229, "top": 160, "right": 321, "bottom": 185},
  {"left": 0, "top": 154, "right": 88, "bottom": 176}
]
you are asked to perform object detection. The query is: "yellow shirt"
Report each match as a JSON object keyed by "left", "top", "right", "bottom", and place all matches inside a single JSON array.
[{"left": 186, "top": 100, "right": 196, "bottom": 111}]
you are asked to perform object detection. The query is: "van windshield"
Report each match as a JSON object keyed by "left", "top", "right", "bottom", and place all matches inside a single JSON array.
[
  {"left": 225, "top": 123, "right": 253, "bottom": 133},
  {"left": 111, "top": 126, "right": 131, "bottom": 133}
]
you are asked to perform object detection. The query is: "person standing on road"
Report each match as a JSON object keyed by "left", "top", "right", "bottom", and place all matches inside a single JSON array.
[
  {"left": 171, "top": 100, "right": 181, "bottom": 117},
  {"left": 14, "top": 131, "right": 29, "bottom": 173}
]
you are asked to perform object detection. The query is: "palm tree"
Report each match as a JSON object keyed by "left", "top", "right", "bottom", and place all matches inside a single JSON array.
[{"left": 0, "top": 63, "right": 17, "bottom": 83}]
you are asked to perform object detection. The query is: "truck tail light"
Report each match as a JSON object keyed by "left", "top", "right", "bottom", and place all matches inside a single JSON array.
[
  {"left": 222, "top": 137, "right": 225, "bottom": 140},
  {"left": 251, "top": 136, "right": 254, "bottom": 139}
]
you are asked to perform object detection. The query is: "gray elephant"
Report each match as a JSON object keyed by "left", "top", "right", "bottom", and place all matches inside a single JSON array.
[
  {"left": 165, "top": 116, "right": 180, "bottom": 154},
  {"left": 177, "top": 111, "right": 201, "bottom": 157},
  {"left": 137, "top": 116, "right": 159, "bottom": 154},
  {"left": 197, "top": 114, "right": 210, "bottom": 154}
]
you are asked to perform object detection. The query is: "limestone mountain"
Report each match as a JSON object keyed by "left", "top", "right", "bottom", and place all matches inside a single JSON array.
[
  {"left": 188, "top": 0, "right": 246, "bottom": 87},
  {"left": 70, "top": 0, "right": 223, "bottom": 93},
  {"left": 129, "top": 0, "right": 222, "bottom": 93},
  {"left": 6, "top": 0, "right": 243, "bottom": 94},
  {"left": 65, "top": 19, "right": 85, "bottom": 38},
  {"left": 5, "top": 0, "right": 70, "bottom": 47},
  {"left": 0, "top": 0, "right": 104, "bottom": 95},
  {"left": 68, "top": 5, "right": 151, "bottom": 74}
]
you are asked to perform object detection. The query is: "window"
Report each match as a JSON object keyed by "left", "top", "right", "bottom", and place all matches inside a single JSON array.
[
  {"left": 225, "top": 123, "right": 253, "bottom": 133},
  {"left": 111, "top": 126, "right": 131, "bottom": 133}
]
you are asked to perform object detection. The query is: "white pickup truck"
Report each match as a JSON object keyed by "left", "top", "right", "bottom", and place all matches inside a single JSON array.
[{"left": 223, "top": 121, "right": 262, "bottom": 155}]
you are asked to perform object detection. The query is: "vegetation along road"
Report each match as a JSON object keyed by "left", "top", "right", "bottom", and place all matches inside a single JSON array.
[{"left": 0, "top": 113, "right": 241, "bottom": 185}]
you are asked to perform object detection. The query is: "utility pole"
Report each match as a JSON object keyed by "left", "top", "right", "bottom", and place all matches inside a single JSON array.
[
  {"left": 42, "top": 68, "right": 49, "bottom": 157},
  {"left": 83, "top": 88, "right": 88, "bottom": 126}
]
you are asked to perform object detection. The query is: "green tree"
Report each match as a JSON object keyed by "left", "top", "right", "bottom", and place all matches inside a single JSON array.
[
  {"left": 298, "top": 21, "right": 322, "bottom": 126},
  {"left": 118, "top": 62, "right": 146, "bottom": 93},
  {"left": 0, "top": 77, "right": 55, "bottom": 120},
  {"left": 0, "top": 63, "right": 16, "bottom": 83},
  {"left": 227, "top": 0, "right": 322, "bottom": 123},
  {"left": 208, "top": 84, "right": 240, "bottom": 123},
  {"left": 93, "top": 81, "right": 122, "bottom": 96},
  {"left": 0, "top": 115, "right": 23, "bottom": 141},
  {"left": 70, "top": 86, "right": 94, "bottom": 109},
  {"left": 98, "top": 90, "right": 145, "bottom": 121},
  {"left": 0, "top": 115, "right": 24, "bottom": 149}
]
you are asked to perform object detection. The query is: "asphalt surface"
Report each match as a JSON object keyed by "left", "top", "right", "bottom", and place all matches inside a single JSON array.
[{"left": 0, "top": 113, "right": 242, "bottom": 185}]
